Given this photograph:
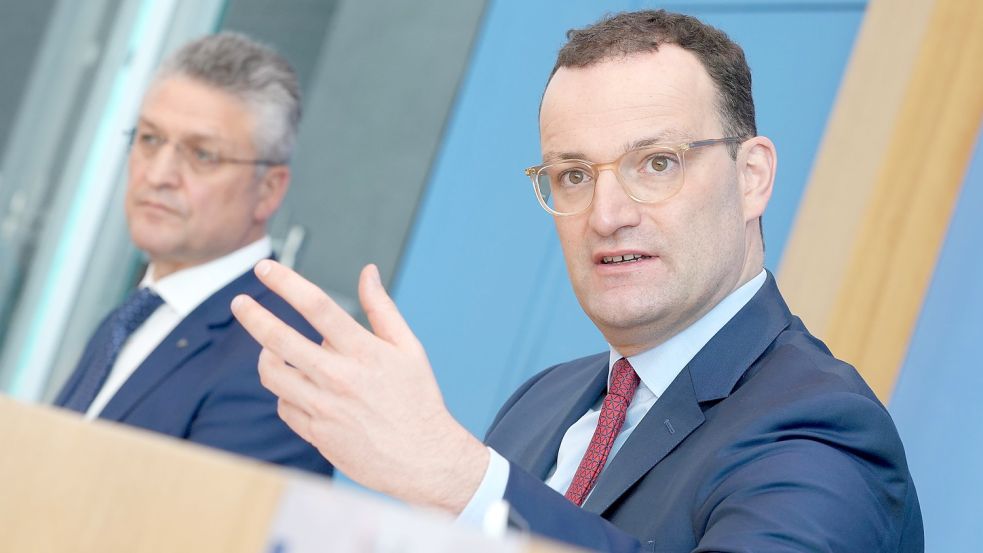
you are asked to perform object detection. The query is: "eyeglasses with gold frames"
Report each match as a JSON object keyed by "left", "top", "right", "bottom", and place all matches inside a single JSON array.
[{"left": 524, "top": 137, "right": 746, "bottom": 216}]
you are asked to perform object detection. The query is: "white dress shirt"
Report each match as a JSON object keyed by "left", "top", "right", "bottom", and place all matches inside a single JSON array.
[
  {"left": 83, "top": 237, "right": 273, "bottom": 419},
  {"left": 459, "top": 270, "right": 767, "bottom": 525}
]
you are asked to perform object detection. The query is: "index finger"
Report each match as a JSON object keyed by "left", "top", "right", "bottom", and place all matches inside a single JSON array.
[
  {"left": 253, "top": 259, "right": 374, "bottom": 354},
  {"left": 231, "top": 292, "right": 345, "bottom": 388}
]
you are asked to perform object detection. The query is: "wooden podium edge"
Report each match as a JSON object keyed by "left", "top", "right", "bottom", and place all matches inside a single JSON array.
[
  {"left": 1, "top": 394, "right": 290, "bottom": 552},
  {"left": 0, "top": 395, "right": 587, "bottom": 552}
]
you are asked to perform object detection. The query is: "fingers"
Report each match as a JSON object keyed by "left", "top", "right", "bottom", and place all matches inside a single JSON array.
[
  {"left": 277, "top": 398, "right": 315, "bottom": 445},
  {"left": 358, "top": 264, "right": 418, "bottom": 348},
  {"left": 252, "top": 259, "right": 373, "bottom": 353},
  {"left": 232, "top": 293, "right": 343, "bottom": 388},
  {"left": 256, "top": 347, "right": 323, "bottom": 413}
]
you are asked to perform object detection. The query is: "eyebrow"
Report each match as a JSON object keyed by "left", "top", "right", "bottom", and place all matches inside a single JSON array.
[
  {"left": 135, "top": 117, "right": 159, "bottom": 131},
  {"left": 541, "top": 150, "right": 588, "bottom": 163},
  {"left": 135, "top": 117, "right": 222, "bottom": 144},
  {"left": 541, "top": 129, "right": 691, "bottom": 164},
  {"left": 625, "top": 129, "right": 690, "bottom": 151}
]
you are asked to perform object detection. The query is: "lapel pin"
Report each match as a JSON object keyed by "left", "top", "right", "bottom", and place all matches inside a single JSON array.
[{"left": 176, "top": 338, "right": 189, "bottom": 349}]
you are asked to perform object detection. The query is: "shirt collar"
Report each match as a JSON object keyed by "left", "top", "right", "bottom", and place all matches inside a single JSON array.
[
  {"left": 608, "top": 269, "right": 767, "bottom": 398},
  {"left": 140, "top": 236, "right": 272, "bottom": 317}
]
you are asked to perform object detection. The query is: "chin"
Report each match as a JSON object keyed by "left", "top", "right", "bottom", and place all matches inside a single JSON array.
[
  {"left": 130, "top": 233, "right": 177, "bottom": 258},
  {"left": 586, "top": 297, "right": 661, "bottom": 330}
]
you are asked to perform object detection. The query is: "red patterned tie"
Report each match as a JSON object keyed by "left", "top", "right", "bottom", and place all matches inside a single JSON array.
[{"left": 564, "top": 357, "right": 640, "bottom": 506}]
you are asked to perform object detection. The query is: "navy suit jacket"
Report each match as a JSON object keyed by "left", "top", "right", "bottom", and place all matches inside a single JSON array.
[
  {"left": 485, "top": 274, "right": 922, "bottom": 552},
  {"left": 54, "top": 267, "right": 333, "bottom": 477}
]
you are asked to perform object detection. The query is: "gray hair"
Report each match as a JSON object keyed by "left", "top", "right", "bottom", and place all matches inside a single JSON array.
[{"left": 154, "top": 32, "right": 301, "bottom": 164}]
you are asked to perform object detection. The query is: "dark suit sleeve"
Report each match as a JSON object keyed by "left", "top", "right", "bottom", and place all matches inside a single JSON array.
[
  {"left": 185, "top": 292, "right": 333, "bottom": 476},
  {"left": 184, "top": 367, "right": 332, "bottom": 475},
  {"left": 503, "top": 462, "right": 643, "bottom": 553},
  {"left": 500, "top": 392, "right": 919, "bottom": 553},
  {"left": 489, "top": 360, "right": 920, "bottom": 552},
  {"left": 692, "top": 392, "right": 921, "bottom": 553}
]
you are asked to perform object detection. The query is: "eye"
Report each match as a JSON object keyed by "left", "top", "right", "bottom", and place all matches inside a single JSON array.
[
  {"left": 641, "top": 153, "right": 679, "bottom": 174},
  {"left": 557, "top": 167, "right": 593, "bottom": 188},
  {"left": 191, "top": 146, "right": 220, "bottom": 165},
  {"left": 136, "top": 131, "right": 164, "bottom": 148}
]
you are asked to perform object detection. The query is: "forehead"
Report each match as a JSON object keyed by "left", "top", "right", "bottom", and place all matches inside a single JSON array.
[
  {"left": 539, "top": 46, "right": 720, "bottom": 158},
  {"left": 139, "top": 75, "right": 254, "bottom": 143}
]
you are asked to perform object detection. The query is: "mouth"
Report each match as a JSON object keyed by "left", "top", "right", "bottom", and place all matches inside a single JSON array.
[
  {"left": 600, "top": 253, "right": 652, "bottom": 265},
  {"left": 137, "top": 199, "right": 180, "bottom": 215}
]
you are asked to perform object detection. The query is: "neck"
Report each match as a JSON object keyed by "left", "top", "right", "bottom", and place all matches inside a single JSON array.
[
  {"left": 151, "top": 260, "right": 194, "bottom": 281},
  {"left": 148, "top": 228, "right": 268, "bottom": 281}
]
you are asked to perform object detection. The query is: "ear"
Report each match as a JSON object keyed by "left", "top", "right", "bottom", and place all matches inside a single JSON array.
[
  {"left": 253, "top": 165, "right": 291, "bottom": 223},
  {"left": 737, "top": 136, "right": 777, "bottom": 223}
]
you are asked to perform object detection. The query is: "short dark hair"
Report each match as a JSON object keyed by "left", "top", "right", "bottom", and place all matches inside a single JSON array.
[{"left": 552, "top": 10, "right": 756, "bottom": 151}]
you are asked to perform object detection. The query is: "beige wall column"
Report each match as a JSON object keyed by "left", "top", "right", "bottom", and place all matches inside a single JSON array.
[{"left": 778, "top": 0, "right": 983, "bottom": 402}]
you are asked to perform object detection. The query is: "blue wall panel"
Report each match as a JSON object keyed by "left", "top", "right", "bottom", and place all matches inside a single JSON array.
[
  {"left": 891, "top": 127, "right": 983, "bottom": 553},
  {"left": 393, "top": 0, "right": 864, "bottom": 435}
]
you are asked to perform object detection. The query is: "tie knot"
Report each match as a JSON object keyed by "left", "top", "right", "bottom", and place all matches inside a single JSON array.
[
  {"left": 609, "top": 357, "right": 640, "bottom": 401},
  {"left": 115, "top": 288, "right": 164, "bottom": 336}
]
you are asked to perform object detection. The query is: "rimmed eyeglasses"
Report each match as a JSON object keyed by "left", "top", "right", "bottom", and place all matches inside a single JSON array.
[
  {"left": 126, "top": 128, "right": 287, "bottom": 175},
  {"left": 524, "top": 137, "right": 745, "bottom": 216}
]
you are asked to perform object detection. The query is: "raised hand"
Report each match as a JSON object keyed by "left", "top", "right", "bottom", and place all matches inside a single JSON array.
[{"left": 231, "top": 260, "right": 488, "bottom": 513}]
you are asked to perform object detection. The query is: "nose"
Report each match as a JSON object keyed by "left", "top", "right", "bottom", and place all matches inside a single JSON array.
[
  {"left": 587, "top": 167, "right": 641, "bottom": 237},
  {"left": 139, "top": 144, "right": 182, "bottom": 187}
]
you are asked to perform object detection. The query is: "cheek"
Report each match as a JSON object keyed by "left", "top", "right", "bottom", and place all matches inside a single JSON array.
[
  {"left": 554, "top": 218, "right": 590, "bottom": 267},
  {"left": 690, "top": 192, "right": 746, "bottom": 270},
  {"left": 193, "top": 183, "right": 260, "bottom": 232},
  {"left": 123, "top": 186, "right": 135, "bottom": 213},
  {"left": 126, "top": 155, "right": 148, "bottom": 188},
  {"left": 665, "top": 186, "right": 742, "bottom": 260},
  {"left": 124, "top": 170, "right": 140, "bottom": 203}
]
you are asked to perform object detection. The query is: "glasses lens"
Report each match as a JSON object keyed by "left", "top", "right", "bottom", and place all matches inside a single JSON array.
[
  {"left": 130, "top": 128, "right": 162, "bottom": 157},
  {"left": 183, "top": 144, "right": 223, "bottom": 174},
  {"left": 618, "top": 147, "right": 684, "bottom": 203},
  {"left": 536, "top": 161, "right": 594, "bottom": 215}
]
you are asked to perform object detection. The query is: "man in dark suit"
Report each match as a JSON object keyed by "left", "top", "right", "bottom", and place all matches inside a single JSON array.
[
  {"left": 54, "top": 33, "right": 332, "bottom": 477},
  {"left": 231, "top": 9, "right": 920, "bottom": 551}
]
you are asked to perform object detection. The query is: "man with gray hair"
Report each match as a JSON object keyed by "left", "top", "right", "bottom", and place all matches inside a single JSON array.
[{"left": 54, "top": 32, "right": 332, "bottom": 477}]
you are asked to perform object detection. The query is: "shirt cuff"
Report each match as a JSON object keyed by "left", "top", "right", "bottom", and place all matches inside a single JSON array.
[{"left": 456, "top": 447, "right": 510, "bottom": 529}]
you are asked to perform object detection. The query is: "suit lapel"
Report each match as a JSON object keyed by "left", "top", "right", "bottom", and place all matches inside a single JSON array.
[
  {"left": 522, "top": 357, "right": 609, "bottom": 480},
  {"left": 98, "top": 320, "right": 213, "bottom": 421},
  {"left": 98, "top": 269, "right": 265, "bottom": 422},
  {"left": 583, "top": 368, "right": 703, "bottom": 514},
  {"left": 582, "top": 272, "right": 793, "bottom": 514},
  {"left": 686, "top": 272, "right": 793, "bottom": 403}
]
